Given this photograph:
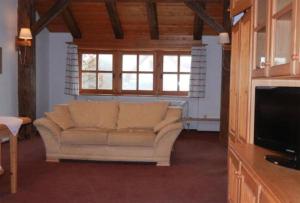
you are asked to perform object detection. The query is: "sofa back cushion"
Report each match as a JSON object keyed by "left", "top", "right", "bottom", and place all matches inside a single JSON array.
[
  {"left": 45, "top": 104, "right": 75, "bottom": 130},
  {"left": 68, "top": 101, "right": 119, "bottom": 129},
  {"left": 153, "top": 107, "right": 182, "bottom": 132},
  {"left": 117, "top": 102, "right": 169, "bottom": 129}
]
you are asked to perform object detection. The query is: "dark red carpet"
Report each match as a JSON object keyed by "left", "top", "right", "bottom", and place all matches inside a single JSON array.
[{"left": 0, "top": 131, "right": 227, "bottom": 203}]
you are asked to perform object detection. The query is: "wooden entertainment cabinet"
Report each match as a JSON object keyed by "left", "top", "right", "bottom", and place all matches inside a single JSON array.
[{"left": 228, "top": 0, "right": 300, "bottom": 203}]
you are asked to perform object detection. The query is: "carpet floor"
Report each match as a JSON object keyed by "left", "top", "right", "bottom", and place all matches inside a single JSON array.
[{"left": 0, "top": 131, "right": 227, "bottom": 203}]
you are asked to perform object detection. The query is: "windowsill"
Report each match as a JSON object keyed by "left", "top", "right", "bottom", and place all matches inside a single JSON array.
[{"left": 79, "top": 93, "right": 190, "bottom": 98}]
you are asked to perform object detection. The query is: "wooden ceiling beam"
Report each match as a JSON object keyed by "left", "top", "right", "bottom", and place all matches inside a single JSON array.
[
  {"left": 146, "top": 0, "right": 159, "bottom": 40},
  {"left": 193, "top": 1, "right": 205, "bottom": 40},
  {"left": 185, "top": 0, "right": 225, "bottom": 33},
  {"left": 32, "top": 0, "right": 70, "bottom": 35},
  {"left": 62, "top": 7, "right": 82, "bottom": 39},
  {"left": 104, "top": 0, "right": 124, "bottom": 39}
]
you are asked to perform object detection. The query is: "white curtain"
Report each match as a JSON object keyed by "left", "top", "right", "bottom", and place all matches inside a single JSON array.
[
  {"left": 189, "top": 46, "right": 207, "bottom": 98},
  {"left": 64, "top": 44, "right": 79, "bottom": 96}
]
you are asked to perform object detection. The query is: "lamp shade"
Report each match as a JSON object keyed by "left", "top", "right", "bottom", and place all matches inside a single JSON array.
[
  {"left": 218, "top": 32, "right": 230, "bottom": 44},
  {"left": 19, "top": 28, "right": 32, "bottom": 40}
]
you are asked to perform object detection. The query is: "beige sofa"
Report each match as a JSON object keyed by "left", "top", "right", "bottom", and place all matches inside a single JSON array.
[{"left": 34, "top": 101, "right": 183, "bottom": 166}]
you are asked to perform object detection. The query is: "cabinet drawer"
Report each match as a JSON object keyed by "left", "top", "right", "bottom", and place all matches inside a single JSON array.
[{"left": 260, "top": 189, "right": 280, "bottom": 203}]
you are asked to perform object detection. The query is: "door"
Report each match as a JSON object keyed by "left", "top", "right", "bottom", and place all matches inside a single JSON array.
[
  {"left": 237, "top": 10, "right": 252, "bottom": 143},
  {"left": 229, "top": 23, "right": 240, "bottom": 142},
  {"left": 239, "top": 166, "right": 261, "bottom": 203},
  {"left": 228, "top": 150, "right": 241, "bottom": 203}
]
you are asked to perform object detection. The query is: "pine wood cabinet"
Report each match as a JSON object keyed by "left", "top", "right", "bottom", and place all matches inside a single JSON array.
[{"left": 229, "top": 1, "right": 300, "bottom": 203}]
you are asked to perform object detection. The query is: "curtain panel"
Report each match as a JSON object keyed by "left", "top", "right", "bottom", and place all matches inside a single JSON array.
[
  {"left": 64, "top": 44, "right": 79, "bottom": 96},
  {"left": 189, "top": 47, "right": 207, "bottom": 98}
]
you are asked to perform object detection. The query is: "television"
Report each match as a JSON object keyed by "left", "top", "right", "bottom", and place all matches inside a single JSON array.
[{"left": 254, "top": 86, "right": 300, "bottom": 170}]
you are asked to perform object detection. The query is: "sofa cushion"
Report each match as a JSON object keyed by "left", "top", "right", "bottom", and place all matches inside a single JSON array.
[
  {"left": 45, "top": 105, "right": 75, "bottom": 130},
  {"left": 165, "top": 107, "right": 182, "bottom": 119},
  {"left": 108, "top": 130, "right": 156, "bottom": 147},
  {"left": 153, "top": 116, "right": 179, "bottom": 133},
  {"left": 61, "top": 128, "right": 109, "bottom": 145},
  {"left": 117, "top": 102, "right": 169, "bottom": 129},
  {"left": 68, "top": 101, "right": 119, "bottom": 129}
]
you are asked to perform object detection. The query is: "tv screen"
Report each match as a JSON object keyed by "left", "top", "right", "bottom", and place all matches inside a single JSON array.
[{"left": 254, "top": 87, "right": 300, "bottom": 155}]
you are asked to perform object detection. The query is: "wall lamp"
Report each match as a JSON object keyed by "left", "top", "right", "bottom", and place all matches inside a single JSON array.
[
  {"left": 16, "top": 28, "right": 32, "bottom": 65},
  {"left": 218, "top": 32, "right": 230, "bottom": 45}
]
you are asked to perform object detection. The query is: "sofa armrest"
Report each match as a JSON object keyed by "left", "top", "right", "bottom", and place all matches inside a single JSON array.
[
  {"left": 34, "top": 118, "right": 62, "bottom": 138},
  {"left": 154, "top": 122, "right": 183, "bottom": 145},
  {"left": 34, "top": 118, "right": 61, "bottom": 158}
]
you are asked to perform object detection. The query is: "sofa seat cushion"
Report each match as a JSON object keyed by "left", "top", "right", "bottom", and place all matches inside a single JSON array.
[
  {"left": 61, "top": 128, "right": 109, "bottom": 145},
  {"left": 108, "top": 130, "right": 156, "bottom": 147}
]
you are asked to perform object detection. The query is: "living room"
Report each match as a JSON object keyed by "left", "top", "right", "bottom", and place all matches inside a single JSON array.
[
  {"left": 1, "top": 0, "right": 300, "bottom": 203},
  {"left": 0, "top": 0, "right": 228, "bottom": 202}
]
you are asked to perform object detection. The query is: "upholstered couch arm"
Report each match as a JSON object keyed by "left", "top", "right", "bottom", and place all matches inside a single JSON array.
[
  {"left": 153, "top": 122, "right": 183, "bottom": 166},
  {"left": 154, "top": 122, "right": 183, "bottom": 145},
  {"left": 34, "top": 118, "right": 61, "bottom": 160},
  {"left": 34, "top": 118, "right": 61, "bottom": 138}
]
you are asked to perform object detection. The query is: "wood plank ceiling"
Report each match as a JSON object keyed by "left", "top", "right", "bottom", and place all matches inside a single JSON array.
[{"left": 35, "top": 0, "right": 225, "bottom": 49}]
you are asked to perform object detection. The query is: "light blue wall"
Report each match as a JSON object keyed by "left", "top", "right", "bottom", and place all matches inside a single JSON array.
[{"left": 0, "top": 0, "right": 18, "bottom": 116}]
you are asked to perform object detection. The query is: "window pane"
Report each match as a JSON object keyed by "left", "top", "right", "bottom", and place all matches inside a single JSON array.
[
  {"left": 163, "top": 55, "right": 178, "bottom": 72},
  {"left": 122, "top": 55, "right": 137, "bottom": 71},
  {"left": 82, "top": 54, "right": 97, "bottom": 70},
  {"left": 98, "top": 73, "right": 113, "bottom": 90},
  {"left": 179, "top": 74, "right": 190, "bottom": 91},
  {"left": 163, "top": 74, "right": 178, "bottom": 91},
  {"left": 98, "top": 54, "right": 113, "bottom": 71},
  {"left": 139, "top": 55, "right": 153, "bottom": 72},
  {"left": 122, "top": 73, "right": 137, "bottom": 90},
  {"left": 139, "top": 74, "right": 153, "bottom": 90},
  {"left": 82, "top": 73, "right": 96, "bottom": 89},
  {"left": 180, "top": 56, "right": 192, "bottom": 72}
]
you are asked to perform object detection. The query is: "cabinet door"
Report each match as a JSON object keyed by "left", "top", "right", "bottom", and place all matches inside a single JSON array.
[
  {"left": 239, "top": 166, "right": 261, "bottom": 203},
  {"left": 228, "top": 151, "right": 241, "bottom": 203},
  {"left": 260, "top": 189, "right": 280, "bottom": 203},
  {"left": 237, "top": 10, "right": 252, "bottom": 143},
  {"left": 252, "top": 0, "right": 271, "bottom": 78},
  {"left": 229, "top": 24, "right": 240, "bottom": 141},
  {"left": 269, "top": 0, "right": 298, "bottom": 76}
]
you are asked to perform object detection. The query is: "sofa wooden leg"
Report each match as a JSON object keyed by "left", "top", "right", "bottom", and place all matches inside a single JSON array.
[
  {"left": 157, "top": 161, "right": 170, "bottom": 166},
  {"left": 46, "top": 157, "right": 60, "bottom": 163}
]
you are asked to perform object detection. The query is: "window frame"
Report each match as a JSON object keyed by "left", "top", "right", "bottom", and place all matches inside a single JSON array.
[
  {"left": 120, "top": 51, "right": 157, "bottom": 95},
  {"left": 79, "top": 49, "right": 191, "bottom": 96},
  {"left": 159, "top": 52, "right": 192, "bottom": 96},
  {"left": 79, "top": 50, "right": 116, "bottom": 95}
]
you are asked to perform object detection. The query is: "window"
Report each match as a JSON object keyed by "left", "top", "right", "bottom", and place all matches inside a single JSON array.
[
  {"left": 162, "top": 54, "right": 192, "bottom": 94},
  {"left": 79, "top": 50, "right": 191, "bottom": 96},
  {"left": 81, "top": 53, "right": 114, "bottom": 93},
  {"left": 121, "top": 54, "right": 154, "bottom": 92}
]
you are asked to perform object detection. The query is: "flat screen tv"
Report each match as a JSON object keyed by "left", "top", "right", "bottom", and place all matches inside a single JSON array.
[{"left": 254, "top": 86, "right": 300, "bottom": 170}]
